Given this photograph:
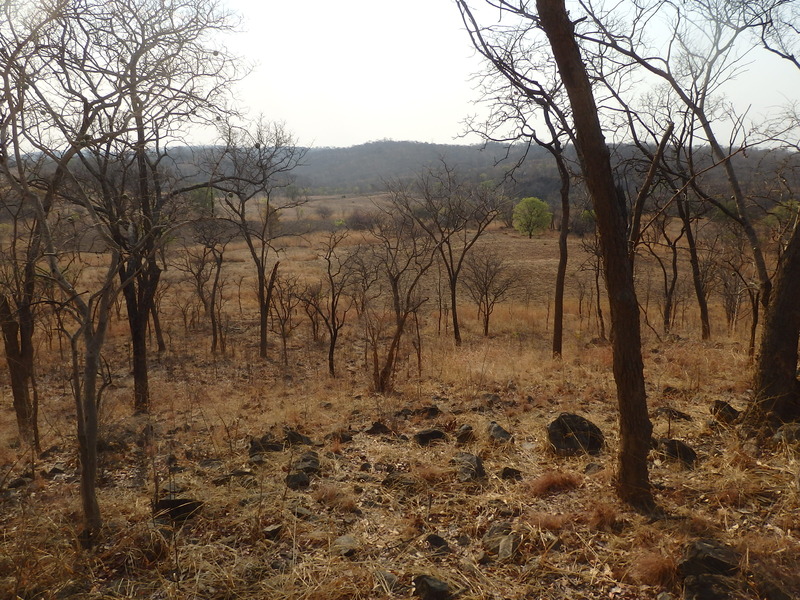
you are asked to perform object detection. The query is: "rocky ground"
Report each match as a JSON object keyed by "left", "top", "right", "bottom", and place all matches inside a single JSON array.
[{"left": 2, "top": 336, "right": 800, "bottom": 600}]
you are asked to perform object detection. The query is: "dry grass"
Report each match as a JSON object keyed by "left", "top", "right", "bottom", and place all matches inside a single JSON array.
[{"left": 1, "top": 218, "right": 799, "bottom": 599}]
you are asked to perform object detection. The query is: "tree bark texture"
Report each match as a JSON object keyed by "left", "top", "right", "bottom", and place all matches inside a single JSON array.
[
  {"left": 750, "top": 222, "right": 800, "bottom": 428},
  {"left": 536, "top": 0, "right": 654, "bottom": 510}
]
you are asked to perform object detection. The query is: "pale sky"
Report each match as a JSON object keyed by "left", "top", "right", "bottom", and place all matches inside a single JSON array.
[
  {"left": 225, "top": 0, "right": 486, "bottom": 148},
  {"left": 223, "top": 0, "right": 798, "bottom": 150}
]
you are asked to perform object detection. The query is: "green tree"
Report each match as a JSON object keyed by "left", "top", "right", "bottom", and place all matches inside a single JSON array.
[{"left": 513, "top": 197, "right": 552, "bottom": 238}]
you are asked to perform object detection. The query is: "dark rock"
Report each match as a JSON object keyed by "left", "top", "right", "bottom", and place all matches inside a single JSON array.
[
  {"left": 39, "top": 445, "right": 62, "bottom": 459},
  {"left": 263, "top": 524, "right": 283, "bottom": 540},
  {"left": 481, "top": 521, "right": 519, "bottom": 561},
  {"left": 774, "top": 423, "right": 800, "bottom": 443},
  {"left": 332, "top": 534, "right": 360, "bottom": 557},
  {"left": 382, "top": 471, "right": 420, "bottom": 490},
  {"left": 292, "top": 451, "right": 321, "bottom": 474},
  {"left": 153, "top": 498, "right": 203, "bottom": 522},
  {"left": 711, "top": 400, "right": 739, "bottom": 425},
  {"left": 374, "top": 570, "right": 402, "bottom": 593},
  {"left": 547, "top": 413, "right": 604, "bottom": 456},
  {"left": 360, "top": 462, "right": 372, "bottom": 472},
  {"left": 682, "top": 574, "right": 737, "bottom": 600},
  {"left": 364, "top": 421, "right": 392, "bottom": 435},
  {"left": 7, "top": 477, "right": 32, "bottom": 489},
  {"left": 425, "top": 533, "right": 451, "bottom": 554},
  {"left": 678, "top": 539, "right": 740, "bottom": 578},
  {"left": 653, "top": 406, "right": 693, "bottom": 421},
  {"left": 326, "top": 429, "right": 353, "bottom": 443},
  {"left": 487, "top": 421, "right": 513, "bottom": 443},
  {"left": 417, "top": 405, "right": 442, "bottom": 419},
  {"left": 455, "top": 424, "right": 476, "bottom": 444},
  {"left": 285, "top": 471, "right": 310, "bottom": 490},
  {"left": 42, "top": 465, "right": 66, "bottom": 480},
  {"left": 249, "top": 434, "right": 284, "bottom": 455},
  {"left": 657, "top": 438, "right": 698, "bottom": 468},
  {"left": 452, "top": 452, "right": 486, "bottom": 482},
  {"left": 456, "top": 533, "right": 471, "bottom": 546},
  {"left": 414, "top": 428, "right": 448, "bottom": 446},
  {"left": 584, "top": 462, "right": 604, "bottom": 475},
  {"left": 499, "top": 466, "right": 523, "bottom": 481},
  {"left": 413, "top": 575, "right": 452, "bottom": 600},
  {"left": 285, "top": 429, "right": 313, "bottom": 446}
]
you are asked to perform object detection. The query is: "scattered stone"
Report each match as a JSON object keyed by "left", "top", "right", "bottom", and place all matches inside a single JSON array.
[
  {"left": 711, "top": 400, "right": 739, "bottom": 425},
  {"left": 678, "top": 538, "right": 740, "bottom": 578},
  {"left": 774, "top": 423, "right": 800, "bottom": 444},
  {"left": 455, "top": 424, "right": 475, "bottom": 444},
  {"left": 482, "top": 521, "right": 520, "bottom": 561},
  {"left": 657, "top": 593, "right": 677, "bottom": 600},
  {"left": 414, "top": 428, "right": 448, "bottom": 446},
  {"left": 285, "top": 472, "right": 310, "bottom": 490},
  {"left": 364, "top": 421, "right": 392, "bottom": 435},
  {"left": 547, "top": 413, "right": 604, "bottom": 456},
  {"left": 397, "top": 405, "right": 441, "bottom": 419},
  {"left": 452, "top": 452, "right": 486, "bottom": 482},
  {"left": 263, "top": 524, "right": 283, "bottom": 540},
  {"left": 249, "top": 434, "right": 283, "bottom": 455},
  {"left": 499, "top": 466, "right": 523, "bottom": 481},
  {"left": 413, "top": 575, "right": 452, "bottom": 600},
  {"left": 682, "top": 574, "right": 737, "bottom": 600},
  {"left": 653, "top": 406, "right": 693, "bottom": 421},
  {"left": 382, "top": 471, "right": 420, "bottom": 490},
  {"left": 656, "top": 438, "right": 698, "bottom": 468},
  {"left": 42, "top": 465, "right": 66, "bottom": 480},
  {"left": 487, "top": 421, "right": 513, "bottom": 443},
  {"left": 326, "top": 429, "right": 353, "bottom": 444},
  {"left": 456, "top": 533, "right": 471, "bottom": 547},
  {"left": 289, "top": 503, "right": 317, "bottom": 520},
  {"left": 7, "top": 477, "right": 32, "bottom": 489},
  {"left": 285, "top": 429, "right": 313, "bottom": 446},
  {"left": 425, "top": 533, "right": 451, "bottom": 554},
  {"left": 374, "top": 569, "right": 402, "bottom": 594},
  {"left": 359, "top": 462, "right": 372, "bottom": 472},
  {"left": 332, "top": 534, "right": 360, "bottom": 557},
  {"left": 481, "top": 392, "right": 501, "bottom": 404},
  {"left": 584, "top": 462, "right": 604, "bottom": 475},
  {"left": 153, "top": 498, "right": 203, "bottom": 522},
  {"left": 292, "top": 451, "right": 321, "bottom": 475},
  {"left": 38, "top": 445, "right": 62, "bottom": 459}
]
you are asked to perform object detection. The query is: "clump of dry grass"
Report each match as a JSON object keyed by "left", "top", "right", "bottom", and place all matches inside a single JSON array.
[
  {"left": 311, "top": 482, "right": 359, "bottom": 513},
  {"left": 524, "top": 470, "right": 582, "bottom": 497},
  {"left": 627, "top": 551, "right": 677, "bottom": 587}
]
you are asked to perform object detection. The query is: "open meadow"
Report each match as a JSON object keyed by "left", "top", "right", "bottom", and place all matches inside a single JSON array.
[{"left": 1, "top": 193, "right": 799, "bottom": 600}]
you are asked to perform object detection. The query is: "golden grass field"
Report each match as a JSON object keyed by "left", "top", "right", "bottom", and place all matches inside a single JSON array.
[{"left": 1, "top": 193, "right": 798, "bottom": 599}]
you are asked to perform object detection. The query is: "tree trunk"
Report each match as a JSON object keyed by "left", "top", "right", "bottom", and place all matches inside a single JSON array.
[
  {"left": 676, "top": 195, "right": 710, "bottom": 339},
  {"left": 748, "top": 222, "right": 800, "bottom": 429},
  {"left": 150, "top": 303, "right": 166, "bottom": 353},
  {"left": 0, "top": 296, "right": 39, "bottom": 450},
  {"left": 450, "top": 274, "right": 462, "bottom": 346},
  {"left": 537, "top": 0, "right": 654, "bottom": 511},
  {"left": 553, "top": 153, "right": 570, "bottom": 358},
  {"left": 258, "top": 262, "right": 280, "bottom": 359}
]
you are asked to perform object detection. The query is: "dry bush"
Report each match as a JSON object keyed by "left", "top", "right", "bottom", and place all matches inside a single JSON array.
[
  {"left": 587, "top": 502, "right": 623, "bottom": 532},
  {"left": 311, "top": 482, "right": 359, "bottom": 513},
  {"left": 526, "top": 511, "right": 572, "bottom": 531},
  {"left": 524, "top": 470, "right": 582, "bottom": 497},
  {"left": 627, "top": 551, "right": 677, "bottom": 587}
]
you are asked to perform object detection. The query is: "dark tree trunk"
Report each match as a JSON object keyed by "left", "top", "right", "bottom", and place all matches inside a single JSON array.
[
  {"left": 748, "top": 223, "right": 800, "bottom": 429},
  {"left": 258, "top": 262, "right": 280, "bottom": 359},
  {"left": 150, "top": 303, "right": 166, "bottom": 353},
  {"left": 537, "top": 0, "right": 654, "bottom": 511},
  {"left": 449, "top": 273, "right": 462, "bottom": 346},
  {"left": 676, "top": 195, "right": 710, "bottom": 340},
  {"left": 0, "top": 296, "right": 39, "bottom": 450},
  {"left": 553, "top": 153, "right": 570, "bottom": 358}
]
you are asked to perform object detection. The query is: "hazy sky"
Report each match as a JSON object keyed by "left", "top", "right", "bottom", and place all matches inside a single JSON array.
[
  {"left": 224, "top": 1, "right": 798, "bottom": 150},
  {"left": 225, "top": 0, "right": 486, "bottom": 148}
]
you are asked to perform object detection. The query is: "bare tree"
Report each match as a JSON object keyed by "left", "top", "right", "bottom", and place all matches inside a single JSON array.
[
  {"left": 388, "top": 164, "right": 499, "bottom": 346},
  {"left": 300, "top": 230, "right": 356, "bottom": 377},
  {"left": 361, "top": 209, "right": 437, "bottom": 394},
  {"left": 461, "top": 246, "right": 516, "bottom": 336},
  {"left": 215, "top": 120, "right": 306, "bottom": 359},
  {"left": 269, "top": 269, "right": 301, "bottom": 366}
]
